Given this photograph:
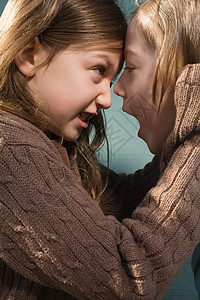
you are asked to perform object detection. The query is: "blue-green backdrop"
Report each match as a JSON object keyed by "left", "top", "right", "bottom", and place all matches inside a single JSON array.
[{"left": 0, "top": 0, "right": 198, "bottom": 299}]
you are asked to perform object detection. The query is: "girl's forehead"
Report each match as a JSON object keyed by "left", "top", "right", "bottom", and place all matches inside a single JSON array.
[
  {"left": 128, "top": 16, "right": 141, "bottom": 35},
  {"left": 126, "top": 20, "right": 143, "bottom": 45},
  {"left": 126, "top": 16, "right": 156, "bottom": 52}
]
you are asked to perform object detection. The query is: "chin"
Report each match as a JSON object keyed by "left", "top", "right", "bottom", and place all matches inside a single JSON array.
[
  {"left": 63, "top": 131, "right": 82, "bottom": 142},
  {"left": 147, "top": 143, "right": 163, "bottom": 155},
  {"left": 64, "top": 136, "right": 79, "bottom": 142},
  {"left": 140, "top": 132, "right": 162, "bottom": 155}
]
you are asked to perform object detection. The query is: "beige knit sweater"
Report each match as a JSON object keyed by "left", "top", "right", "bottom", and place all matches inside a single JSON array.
[{"left": 0, "top": 64, "right": 199, "bottom": 299}]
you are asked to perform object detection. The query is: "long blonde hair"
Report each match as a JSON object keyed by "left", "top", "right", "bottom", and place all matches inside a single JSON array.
[
  {"left": 0, "top": 0, "right": 127, "bottom": 202},
  {"left": 133, "top": 0, "right": 200, "bottom": 105}
]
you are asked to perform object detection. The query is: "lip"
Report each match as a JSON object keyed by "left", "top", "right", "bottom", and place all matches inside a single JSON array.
[
  {"left": 77, "top": 111, "right": 97, "bottom": 129},
  {"left": 138, "top": 126, "right": 141, "bottom": 138},
  {"left": 122, "top": 100, "right": 142, "bottom": 137},
  {"left": 78, "top": 117, "right": 89, "bottom": 128}
]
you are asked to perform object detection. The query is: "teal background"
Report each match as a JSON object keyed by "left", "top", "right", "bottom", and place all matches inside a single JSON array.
[
  {"left": 0, "top": 0, "right": 198, "bottom": 299},
  {"left": 0, "top": 0, "right": 7, "bottom": 13}
]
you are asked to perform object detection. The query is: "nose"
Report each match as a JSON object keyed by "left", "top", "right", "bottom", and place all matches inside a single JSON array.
[
  {"left": 96, "top": 81, "right": 112, "bottom": 110},
  {"left": 113, "top": 74, "right": 126, "bottom": 98}
]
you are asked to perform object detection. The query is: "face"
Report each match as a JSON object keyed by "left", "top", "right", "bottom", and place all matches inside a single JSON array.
[
  {"left": 28, "top": 44, "right": 122, "bottom": 141},
  {"left": 114, "top": 20, "right": 175, "bottom": 155}
]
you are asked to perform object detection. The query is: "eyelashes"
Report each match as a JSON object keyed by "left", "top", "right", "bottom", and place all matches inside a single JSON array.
[
  {"left": 93, "top": 66, "right": 106, "bottom": 76},
  {"left": 123, "top": 66, "right": 135, "bottom": 73},
  {"left": 93, "top": 66, "right": 114, "bottom": 88}
]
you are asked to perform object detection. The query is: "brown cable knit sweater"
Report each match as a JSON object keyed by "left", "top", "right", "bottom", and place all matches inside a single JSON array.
[{"left": 0, "top": 64, "right": 199, "bottom": 299}]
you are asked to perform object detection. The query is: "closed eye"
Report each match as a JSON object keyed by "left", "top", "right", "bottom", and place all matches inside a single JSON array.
[{"left": 123, "top": 66, "right": 134, "bottom": 73}]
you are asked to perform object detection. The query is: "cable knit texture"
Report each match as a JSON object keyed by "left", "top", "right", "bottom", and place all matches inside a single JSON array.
[{"left": 0, "top": 64, "right": 200, "bottom": 299}]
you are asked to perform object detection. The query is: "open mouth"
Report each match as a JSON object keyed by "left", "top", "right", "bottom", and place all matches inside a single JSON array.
[
  {"left": 78, "top": 112, "right": 95, "bottom": 129},
  {"left": 79, "top": 112, "right": 89, "bottom": 123},
  {"left": 78, "top": 112, "right": 94, "bottom": 123}
]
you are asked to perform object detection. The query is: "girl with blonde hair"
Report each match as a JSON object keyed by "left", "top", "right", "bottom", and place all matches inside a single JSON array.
[
  {"left": 114, "top": 0, "right": 200, "bottom": 298},
  {"left": 0, "top": 0, "right": 200, "bottom": 299}
]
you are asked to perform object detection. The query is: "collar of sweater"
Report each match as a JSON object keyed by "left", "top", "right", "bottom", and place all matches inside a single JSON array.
[
  {"left": 161, "top": 64, "right": 200, "bottom": 170},
  {"left": 50, "top": 139, "right": 81, "bottom": 182}
]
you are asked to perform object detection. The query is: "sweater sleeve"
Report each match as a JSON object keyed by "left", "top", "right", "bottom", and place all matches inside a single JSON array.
[
  {"left": 100, "top": 155, "right": 161, "bottom": 221},
  {"left": 0, "top": 115, "right": 200, "bottom": 300}
]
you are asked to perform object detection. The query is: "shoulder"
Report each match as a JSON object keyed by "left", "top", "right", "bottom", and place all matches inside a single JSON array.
[
  {"left": 176, "top": 64, "right": 200, "bottom": 86},
  {"left": 0, "top": 111, "right": 59, "bottom": 159},
  {"left": 174, "top": 63, "right": 200, "bottom": 137}
]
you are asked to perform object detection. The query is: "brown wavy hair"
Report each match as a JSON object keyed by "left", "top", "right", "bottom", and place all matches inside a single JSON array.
[
  {"left": 0, "top": 0, "right": 127, "bottom": 202},
  {"left": 133, "top": 0, "right": 200, "bottom": 106}
]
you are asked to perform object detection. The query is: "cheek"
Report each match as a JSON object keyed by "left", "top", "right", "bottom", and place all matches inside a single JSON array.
[
  {"left": 122, "top": 91, "right": 157, "bottom": 120},
  {"left": 125, "top": 71, "right": 154, "bottom": 99}
]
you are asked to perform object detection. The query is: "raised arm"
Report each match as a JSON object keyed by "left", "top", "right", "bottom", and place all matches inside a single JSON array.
[{"left": 100, "top": 155, "right": 160, "bottom": 221}]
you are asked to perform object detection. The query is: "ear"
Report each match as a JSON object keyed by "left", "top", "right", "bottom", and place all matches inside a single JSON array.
[{"left": 15, "top": 37, "right": 41, "bottom": 77}]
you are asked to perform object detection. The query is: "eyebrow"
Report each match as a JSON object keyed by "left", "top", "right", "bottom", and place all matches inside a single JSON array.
[
  {"left": 93, "top": 54, "right": 112, "bottom": 67},
  {"left": 124, "top": 49, "right": 140, "bottom": 59}
]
